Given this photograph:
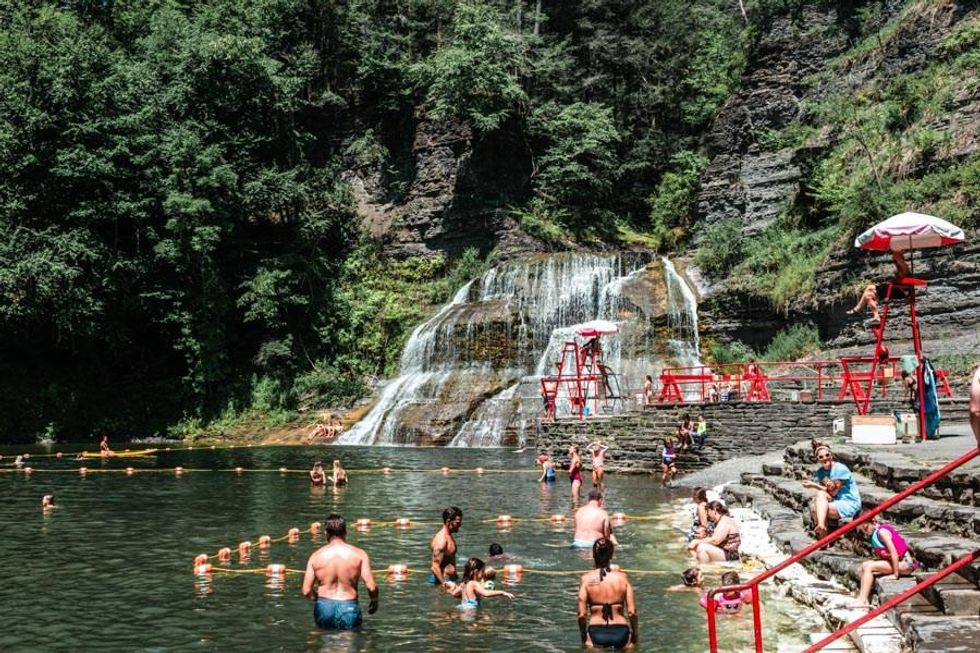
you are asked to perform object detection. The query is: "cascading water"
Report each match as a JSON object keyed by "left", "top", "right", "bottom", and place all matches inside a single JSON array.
[
  {"left": 662, "top": 257, "right": 702, "bottom": 368},
  {"left": 340, "top": 253, "right": 703, "bottom": 447}
]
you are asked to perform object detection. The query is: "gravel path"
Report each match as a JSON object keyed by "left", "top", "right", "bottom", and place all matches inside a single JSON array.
[{"left": 675, "top": 450, "right": 785, "bottom": 489}]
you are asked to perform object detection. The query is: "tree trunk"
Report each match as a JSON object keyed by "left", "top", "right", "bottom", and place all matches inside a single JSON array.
[{"left": 533, "top": 0, "right": 542, "bottom": 36}]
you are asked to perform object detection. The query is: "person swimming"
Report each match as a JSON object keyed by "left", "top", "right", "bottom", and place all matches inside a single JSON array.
[{"left": 449, "top": 557, "right": 514, "bottom": 609}]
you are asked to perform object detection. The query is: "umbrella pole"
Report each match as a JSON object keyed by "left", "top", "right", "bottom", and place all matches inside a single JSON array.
[{"left": 910, "top": 287, "right": 927, "bottom": 441}]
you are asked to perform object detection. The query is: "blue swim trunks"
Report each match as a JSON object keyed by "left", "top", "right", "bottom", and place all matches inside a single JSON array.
[
  {"left": 571, "top": 539, "right": 595, "bottom": 549},
  {"left": 314, "top": 598, "right": 362, "bottom": 631}
]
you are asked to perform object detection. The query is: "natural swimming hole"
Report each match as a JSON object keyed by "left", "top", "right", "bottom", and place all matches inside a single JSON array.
[{"left": 0, "top": 445, "right": 822, "bottom": 652}]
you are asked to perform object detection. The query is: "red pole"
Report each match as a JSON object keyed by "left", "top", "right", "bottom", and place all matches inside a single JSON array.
[
  {"left": 817, "top": 364, "right": 823, "bottom": 401},
  {"left": 751, "top": 588, "right": 763, "bottom": 653},
  {"left": 707, "top": 594, "right": 719, "bottom": 653}
]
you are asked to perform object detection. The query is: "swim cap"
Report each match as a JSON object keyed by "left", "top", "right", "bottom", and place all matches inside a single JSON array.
[{"left": 537, "top": 454, "right": 548, "bottom": 463}]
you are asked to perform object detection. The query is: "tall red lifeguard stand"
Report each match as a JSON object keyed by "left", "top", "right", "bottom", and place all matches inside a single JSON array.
[
  {"left": 540, "top": 320, "right": 620, "bottom": 420},
  {"left": 848, "top": 213, "right": 966, "bottom": 440}
]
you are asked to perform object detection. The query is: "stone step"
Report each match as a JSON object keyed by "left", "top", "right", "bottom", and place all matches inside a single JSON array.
[
  {"left": 901, "top": 614, "right": 980, "bottom": 652},
  {"left": 873, "top": 576, "right": 943, "bottom": 632},
  {"left": 723, "top": 482, "right": 979, "bottom": 593},
  {"left": 915, "top": 571, "right": 980, "bottom": 617},
  {"left": 782, "top": 441, "right": 979, "bottom": 508},
  {"left": 741, "top": 472, "right": 980, "bottom": 585}
]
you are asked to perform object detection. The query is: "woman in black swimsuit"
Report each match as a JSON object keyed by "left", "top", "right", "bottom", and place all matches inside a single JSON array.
[{"left": 577, "top": 538, "right": 637, "bottom": 649}]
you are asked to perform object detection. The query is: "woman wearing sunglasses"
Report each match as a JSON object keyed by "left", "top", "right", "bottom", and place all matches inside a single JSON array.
[{"left": 801, "top": 443, "right": 861, "bottom": 537}]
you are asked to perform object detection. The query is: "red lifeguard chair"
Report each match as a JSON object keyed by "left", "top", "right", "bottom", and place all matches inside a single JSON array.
[
  {"left": 848, "top": 212, "right": 966, "bottom": 440},
  {"left": 540, "top": 321, "right": 620, "bottom": 420}
]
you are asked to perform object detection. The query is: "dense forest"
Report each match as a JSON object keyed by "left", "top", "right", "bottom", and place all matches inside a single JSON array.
[{"left": 1, "top": 0, "right": 976, "bottom": 441}]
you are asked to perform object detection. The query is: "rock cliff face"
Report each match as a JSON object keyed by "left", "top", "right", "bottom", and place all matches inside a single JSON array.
[
  {"left": 693, "top": 1, "right": 980, "bottom": 354},
  {"left": 346, "top": 117, "right": 530, "bottom": 260}
]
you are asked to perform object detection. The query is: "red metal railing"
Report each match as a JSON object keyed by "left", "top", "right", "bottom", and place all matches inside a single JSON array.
[
  {"left": 705, "top": 446, "right": 979, "bottom": 653},
  {"left": 659, "top": 360, "right": 906, "bottom": 404}
]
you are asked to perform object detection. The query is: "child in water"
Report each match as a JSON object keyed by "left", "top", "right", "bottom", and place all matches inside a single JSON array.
[
  {"left": 700, "top": 571, "right": 753, "bottom": 614},
  {"left": 661, "top": 438, "right": 678, "bottom": 488},
  {"left": 667, "top": 566, "right": 704, "bottom": 592},
  {"left": 450, "top": 558, "right": 514, "bottom": 609}
]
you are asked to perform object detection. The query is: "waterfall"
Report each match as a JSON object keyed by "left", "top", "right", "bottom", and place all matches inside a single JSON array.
[
  {"left": 662, "top": 257, "right": 701, "bottom": 368},
  {"left": 341, "top": 253, "right": 702, "bottom": 447}
]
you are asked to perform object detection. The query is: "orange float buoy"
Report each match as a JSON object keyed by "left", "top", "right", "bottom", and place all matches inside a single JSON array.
[
  {"left": 175, "top": 466, "right": 184, "bottom": 476},
  {"left": 387, "top": 564, "right": 409, "bottom": 579},
  {"left": 288, "top": 528, "right": 300, "bottom": 542},
  {"left": 476, "top": 467, "right": 485, "bottom": 475},
  {"left": 355, "top": 518, "right": 372, "bottom": 530},
  {"left": 265, "top": 564, "right": 286, "bottom": 577},
  {"left": 609, "top": 564, "right": 621, "bottom": 572},
  {"left": 440, "top": 466, "right": 450, "bottom": 475},
  {"left": 258, "top": 535, "right": 271, "bottom": 548},
  {"left": 310, "top": 521, "right": 321, "bottom": 534},
  {"left": 238, "top": 541, "right": 251, "bottom": 558},
  {"left": 125, "top": 467, "right": 134, "bottom": 476},
  {"left": 382, "top": 467, "right": 392, "bottom": 475},
  {"left": 496, "top": 514, "right": 513, "bottom": 526},
  {"left": 549, "top": 513, "right": 567, "bottom": 523},
  {"left": 235, "top": 467, "right": 244, "bottom": 474},
  {"left": 194, "top": 554, "right": 208, "bottom": 566},
  {"left": 194, "top": 563, "right": 213, "bottom": 576},
  {"left": 23, "top": 467, "right": 32, "bottom": 475},
  {"left": 395, "top": 517, "right": 411, "bottom": 528},
  {"left": 278, "top": 467, "right": 288, "bottom": 474},
  {"left": 611, "top": 512, "right": 627, "bottom": 525},
  {"left": 79, "top": 467, "right": 88, "bottom": 475},
  {"left": 218, "top": 548, "right": 231, "bottom": 562},
  {"left": 56, "top": 452, "right": 63, "bottom": 459}
]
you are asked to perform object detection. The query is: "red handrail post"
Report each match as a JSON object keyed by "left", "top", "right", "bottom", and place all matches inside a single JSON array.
[{"left": 707, "top": 595, "right": 719, "bottom": 653}]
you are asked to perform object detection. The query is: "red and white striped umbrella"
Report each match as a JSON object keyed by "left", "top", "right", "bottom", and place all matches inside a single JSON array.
[{"left": 854, "top": 212, "right": 965, "bottom": 251}]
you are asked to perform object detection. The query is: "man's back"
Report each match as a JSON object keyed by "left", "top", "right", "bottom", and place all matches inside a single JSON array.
[
  {"left": 574, "top": 503, "right": 609, "bottom": 542},
  {"left": 309, "top": 542, "right": 365, "bottom": 600}
]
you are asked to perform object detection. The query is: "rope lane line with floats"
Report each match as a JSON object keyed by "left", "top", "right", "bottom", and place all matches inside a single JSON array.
[{"left": 189, "top": 511, "right": 684, "bottom": 582}]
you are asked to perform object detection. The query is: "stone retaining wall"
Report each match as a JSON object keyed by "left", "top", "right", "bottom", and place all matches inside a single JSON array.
[{"left": 533, "top": 398, "right": 970, "bottom": 475}]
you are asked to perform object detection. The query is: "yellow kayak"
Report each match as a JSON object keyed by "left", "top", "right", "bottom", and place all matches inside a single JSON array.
[{"left": 79, "top": 449, "right": 158, "bottom": 459}]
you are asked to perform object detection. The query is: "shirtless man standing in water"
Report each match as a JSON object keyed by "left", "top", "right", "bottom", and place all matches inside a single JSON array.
[
  {"left": 302, "top": 514, "right": 379, "bottom": 630},
  {"left": 572, "top": 489, "right": 618, "bottom": 549},
  {"left": 430, "top": 506, "right": 463, "bottom": 587}
]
